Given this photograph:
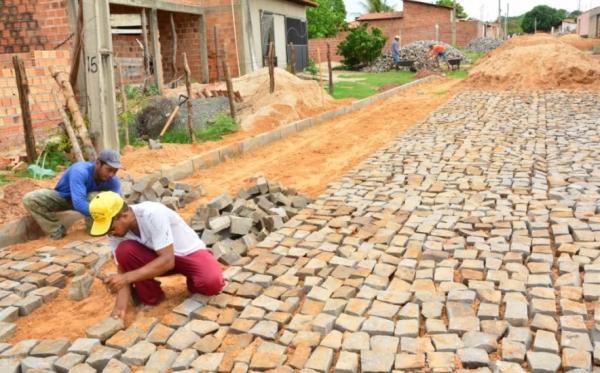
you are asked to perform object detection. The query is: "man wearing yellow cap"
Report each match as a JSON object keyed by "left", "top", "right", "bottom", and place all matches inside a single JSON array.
[{"left": 89, "top": 191, "right": 224, "bottom": 319}]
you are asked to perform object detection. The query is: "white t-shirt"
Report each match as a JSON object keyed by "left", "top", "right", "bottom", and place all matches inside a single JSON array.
[{"left": 108, "top": 202, "right": 206, "bottom": 258}]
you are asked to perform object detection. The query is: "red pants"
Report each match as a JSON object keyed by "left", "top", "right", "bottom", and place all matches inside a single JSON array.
[{"left": 115, "top": 240, "right": 225, "bottom": 305}]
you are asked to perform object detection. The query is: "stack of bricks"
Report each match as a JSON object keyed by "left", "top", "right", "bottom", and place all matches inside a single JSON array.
[{"left": 0, "top": 50, "right": 70, "bottom": 152}]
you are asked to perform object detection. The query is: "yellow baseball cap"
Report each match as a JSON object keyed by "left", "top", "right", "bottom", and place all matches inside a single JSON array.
[{"left": 89, "top": 191, "right": 124, "bottom": 236}]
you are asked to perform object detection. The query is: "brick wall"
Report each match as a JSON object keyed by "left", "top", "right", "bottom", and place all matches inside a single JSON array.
[
  {"left": 308, "top": 32, "right": 348, "bottom": 63},
  {"left": 0, "top": 50, "right": 70, "bottom": 151},
  {"left": 457, "top": 20, "right": 482, "bottom": 46},
  {"left": 204, "top": 0, "right": 240, "bottom": 81},
  {"left": 0, "top": 0, "right": 71, "bottom": 54}
]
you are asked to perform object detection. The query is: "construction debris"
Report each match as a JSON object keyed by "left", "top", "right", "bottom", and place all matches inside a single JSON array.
[
  {"left": 120, "top": 175, "right": 201, "bottom": 210},
  {"left": 363, "top": 40, "right": 470, "bottom": 72},
  {"left": 465, "top": 37, "right": 504, "bottom": 53},
  {"left": 190, "top": 177, "right": 312, "bottom": 264}
]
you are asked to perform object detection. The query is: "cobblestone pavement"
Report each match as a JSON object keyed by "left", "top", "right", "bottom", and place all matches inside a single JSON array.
[{"left": 2, "top": 90, "right": 600, "bottom": 372}]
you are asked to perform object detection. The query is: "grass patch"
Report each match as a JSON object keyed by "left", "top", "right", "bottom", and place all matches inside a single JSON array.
[
  {"left": 446, "top": 70, "right": 468, "bottom": 80},
  {"left": 161, "top": 115, "right": 238, "bottom": 144},
  {"left": 463, "top": 50, "right": 485, "bottom": 64},
  {"left": 0, "top": 174, "right": 7, "bottom": 186},
  {"left": 331, "top": 70, "right": 415, "bottom": 100}
]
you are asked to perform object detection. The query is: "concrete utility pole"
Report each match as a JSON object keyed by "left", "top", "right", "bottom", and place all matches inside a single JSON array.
[
  {"left": 505, "top": 3, "right": 509, "bottom": 38},
  {"left": 451, "top": 0, "right": 457, "bottom": 46},
  {"left": 534, "top": 18, "right": 537, "bottom": 33},
  {"left": 498, "top": 0, "right": 502, "bottom": 37}
]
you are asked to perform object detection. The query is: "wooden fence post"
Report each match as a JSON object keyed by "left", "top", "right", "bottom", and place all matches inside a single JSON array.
[
  {"left": 117, "top": 62, "right": 130, "bottom": 146},
  {"left": 182, "top": 53, "right": 196, "bottom": 143},
  {"left": 327, "top": 43, "right": 333, "bottom": 95},
  {"left": 289, "top": 42, "right": 296, "bottom": 74},
  {"left": 50, "top": 66, "right": 97, "bottom": 160},
  {"left": 222, "top": 60, "right": 236, "bottom": 121},
  {"left": 12, "top": 56, "right": 37, "bottom": 163},
  {"left": 268, "top": 41, "right": 275, "bottom": 93}
]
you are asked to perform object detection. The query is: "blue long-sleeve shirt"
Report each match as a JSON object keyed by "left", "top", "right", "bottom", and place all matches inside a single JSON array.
[
  {"left": 54, "top": 161, "right": 121, "bottom": 217},
  {"left": 392, "top": 40, "right": 400, "bottom": 58}
]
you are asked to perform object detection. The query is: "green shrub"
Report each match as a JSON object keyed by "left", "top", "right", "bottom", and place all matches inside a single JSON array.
[
  {"left": 305, "top": 59, "right": 318, "bottom": 77},
  {"left": 160, "top": 115, "right": 238, "bottom": 144},
  {"left": 197, "top": 115, "right": 237, "bottom": 142},
  {"left": 337, "top": 24, "right": 387, "bottom": 69}
]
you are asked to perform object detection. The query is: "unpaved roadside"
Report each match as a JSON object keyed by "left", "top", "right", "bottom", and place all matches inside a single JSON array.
[{"left": 9, "top": 76, "right": 461, "bottom": 342}]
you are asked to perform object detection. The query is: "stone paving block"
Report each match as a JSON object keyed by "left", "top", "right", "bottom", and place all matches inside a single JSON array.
[
  {"left": 304, "top": 346, "right": 333, "bottom": 372},
  {"left": 190, "top": 352, "right": 224, "bottom": 372},
  {"left": 86, "top": 318, "right": 124, "bottom": 342},
  {"left": 171, "top": 348, "right": 198, "bottom": 371},
  {"left": 30, "top": 338, "right": 70, "bottom": 357},
  {"left": 68, "top": 338, "right": 100, "bottom": 356},
  {"left": 102, "top": 358, "right": 132, "bottom": 373},
  {"left": 86, "top": 345, "right": 121, "bottom": 370},
  {"left": 166, "top": 328, "right": 200, "bottom": 351},
  {"left": 526, "top": 351, "right": 561, "bottom": 373},
  {"left": 54, "top": 352, "right": 86, "bottom": 373}
]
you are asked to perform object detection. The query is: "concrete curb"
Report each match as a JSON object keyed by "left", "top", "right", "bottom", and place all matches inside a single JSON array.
[{"left": 0, "top": 75, "right": 436, "bottom": 248}]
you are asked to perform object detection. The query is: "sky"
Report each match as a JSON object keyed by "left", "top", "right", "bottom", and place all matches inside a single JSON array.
[{"left": 343, "top": 0, "right": 600, "bottom": 21}]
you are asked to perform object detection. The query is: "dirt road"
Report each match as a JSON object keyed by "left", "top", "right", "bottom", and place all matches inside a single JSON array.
[{"left": 9, "top": 76, "right": 461, "bottom": 341}]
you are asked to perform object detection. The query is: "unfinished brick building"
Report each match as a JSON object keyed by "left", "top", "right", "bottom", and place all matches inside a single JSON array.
[
  {"left": 309, "top": 0, "right": 499, "bottom": 62},
  {"left": 0, "top": 0, "right": 316, "bottom": 151}
]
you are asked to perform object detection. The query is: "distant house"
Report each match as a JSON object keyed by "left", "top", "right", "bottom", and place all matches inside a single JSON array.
[
  {"left": 353, "top": 0, "right": 497, "bottom": 47},
  {"left": 561, "top": 19, "right": 577, "bottom": 33},
  {"left": 577, "top": 6, "right": 600, "bottom": 38}
]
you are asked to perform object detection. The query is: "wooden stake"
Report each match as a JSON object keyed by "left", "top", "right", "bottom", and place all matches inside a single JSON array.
[
  {"left": 327, "top": 43, "right": 333, "bottom": 95},
  {"left": 69, "top": 0, "right": 83, "bottom": 90},
  {"left": 116, "top": 62, "right": 129, "bottom": 146},
  {"left": 316, "top": 48, "right": 324, "bottom": 106},
  {"left": 268, "top": 41, "right": 275, "bottom": 93},
  {"left": 170, "top": 13, "right": 177, "bottom": 82},
  {"left": 50, "top": 66, "right": 97, "bottom": 160},
  {"left": 222, "top": 60, "right": 236, "bottom": 121},
  {"left": 289, "top": 42, "right": 296, "bottom": 74},
  {"left": 53, "top": 94, "right": 84, "bottom": 162},
  {"left": 214, "top": 25, "right": 220, "bottom": 81},
  {"left": 182, "top": 53, "right": 196, "bottom": 143},
  {"left": 13, "top": 55, "right": 37, "bottom": 163},
  {"left": 141, "top": 9, "right": 151, "bottom": 92}
]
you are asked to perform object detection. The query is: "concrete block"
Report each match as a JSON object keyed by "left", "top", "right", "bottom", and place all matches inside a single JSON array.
[
  {"left": 230, "top": 216, "right": 253, "bottom": 235},
  {"left": 279, "top": 123, "right": 298, "bottom": 138},
  {"left": 69, "top": 274, "right": 94, "bottom": 301},
  {"left": 295, "top": 117, "right": 314, "bottom": 132},
  {"left": 218, "top": 142, "right": 242, "bottom": 161},
  {"left": 161, "top": 160, "right": 194, "bottom": 181},
  {"left": 86, "top": 318, "right": 125, "bottom": 342},
  {"left": 192, "top": 150, "right": 220, "bottom": 170}
]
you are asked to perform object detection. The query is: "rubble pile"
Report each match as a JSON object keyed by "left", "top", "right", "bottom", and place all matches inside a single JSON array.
[
  {"left": 362, "top": 40, "right": 470, "bottom": 72},
  {"left": 120, "top": 175, "right": 200, "bottom": 210},
  {"left": 465, "top": 37, "right": 504, "bottom": 53},
  {"left": 189, "top": 177, "right": 312, "bottom": 264},
  {"left": 400, "top": 40, "right": 470, "bottom": 70}
]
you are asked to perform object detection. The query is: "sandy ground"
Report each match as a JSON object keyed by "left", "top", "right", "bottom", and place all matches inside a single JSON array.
[{"left": 8, "top": 76, "right": 460, "bottom": 342}]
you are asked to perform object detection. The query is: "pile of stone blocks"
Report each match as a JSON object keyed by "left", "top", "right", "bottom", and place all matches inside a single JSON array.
[
  {"left": 120, "top": 175, "right": 201, "bottom": 210},
  {"left": 465, "top": 37, "right": 504, "bottom": 53},
  {"left": 0, "top": 240, "right": 111, "bottom": 341},
  {"left": 190, "top": 177, "right": 311, "bottom": 264}
]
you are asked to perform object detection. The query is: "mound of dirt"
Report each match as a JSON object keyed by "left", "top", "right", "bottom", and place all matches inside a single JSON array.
[
  {"left": 560, "top": 34, "right": 600, "bottom": 51},
  {"left": 0, "top": 179, "right": 51, "bottom": 225},
  {"left": 464, "top": 35, "right": 600, "bottom": 90},
  {"left": 234, "top": 68, "right": 339, "bottom": 130}
]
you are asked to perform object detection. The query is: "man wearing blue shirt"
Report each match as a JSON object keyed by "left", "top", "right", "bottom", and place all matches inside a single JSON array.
[{"left": 22, "top": 149, "right": 122, "bottom": 240}]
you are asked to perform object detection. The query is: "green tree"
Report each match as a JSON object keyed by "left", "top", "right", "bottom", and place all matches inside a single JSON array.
[
  {"left": 436, "top": 0, "right": 468, "bottom": 19},
  {"left": 337, "top": 23, "right": 387, "bottom": 69},
  {"left": 360, "top": 0, "right": 395, "bottom": 13},
  {"left": 307, "top": 0, "right": 347, "bottom": 38},
  {"left": 521, "top": 5, "right": 563, "bottom": 33},
  {"left": 569, "top": 10, "right": 582, "bottom": 18}
]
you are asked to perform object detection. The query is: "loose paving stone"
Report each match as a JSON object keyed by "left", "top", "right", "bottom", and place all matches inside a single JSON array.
[
  {"left": 86, "top": 345, "right": 121, "bottom": 370},
  {"left": 527, "top": 351, "right": 561, "bottom": 373},
  {"left": 360, "top": 349, "right": 395, "bottom": 372},
  {"left": 54, "top": 352, "right": 86, "bottom": 373},
  {"left": 68, "top": 338, "right": 100, "bottom": 356},
  {"left": 30, "top": 338, "right": 70, "bottom": 356},
  {"left": 86, "top": 318, "right": 124, "bottom": 342},
  {"left": 304, "top": 346, "right": 334, "bottom": 372},
  {"left": 334, "top": 350, "right": 358, "bottom": 373},
  {"left": 102, "top": 358, "right": 131, "bottom": 373},
  {"left": 171, "top": 348, "right": 198, "bottom": 371},
  {"left": 190, "top": 352, "right": 224, "bottom": 372},
  {"left": 120, "top": 341, "right": 156, "bottom": 366}
]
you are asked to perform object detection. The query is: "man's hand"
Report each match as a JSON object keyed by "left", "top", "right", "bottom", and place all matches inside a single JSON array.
[
  {"left": 111, "top": 305, "right": 126, "bottom": 320},
  {"left": 104, "top": 273, "right": 130, "bottom": 293}
]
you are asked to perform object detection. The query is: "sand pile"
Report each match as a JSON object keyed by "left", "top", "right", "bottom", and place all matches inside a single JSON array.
[
  {"left": 560, "top": 34, "right": 600, "bottom": 51},
  {"left": 234, "top": 67, "right": 338, "bottom": 130},
  {"left": 464, "top": 35, "right": 600, "bottom": 90}
]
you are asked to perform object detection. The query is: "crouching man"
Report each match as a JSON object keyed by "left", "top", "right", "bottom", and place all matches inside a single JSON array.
[{"left": 89, "top": 191, "right": 224, "bottom": 319}]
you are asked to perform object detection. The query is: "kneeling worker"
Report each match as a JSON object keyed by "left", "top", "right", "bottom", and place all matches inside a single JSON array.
[
  {"left": 89, "top": 191, "right": 224, "bottom": 319},
  {"left": 22, "top": 149, "right": 122, "bottom": 240}
]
